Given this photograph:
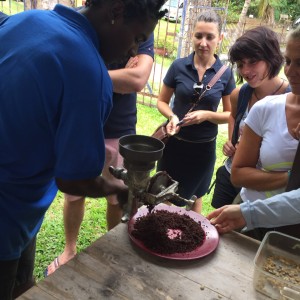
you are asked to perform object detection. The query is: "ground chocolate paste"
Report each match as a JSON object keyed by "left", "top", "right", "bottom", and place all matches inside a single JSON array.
[{"left": 131, "top": 209, "right": 205, "bottom": 254}]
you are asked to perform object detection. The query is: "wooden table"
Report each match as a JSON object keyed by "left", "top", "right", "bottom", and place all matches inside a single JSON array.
[{"left": 18, "top": 223, "right": 269, "bottom": 300}]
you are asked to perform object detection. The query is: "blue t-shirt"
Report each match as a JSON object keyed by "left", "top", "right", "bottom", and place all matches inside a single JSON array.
[
  {"left": 164, "top": 53, "right": 235, "bottom": 141},
  {"left": 104, "top": 33, "right": 154, "bottom": 138},
  {"left": 0, "top": 5, "right": 112, "bottom": 260}
]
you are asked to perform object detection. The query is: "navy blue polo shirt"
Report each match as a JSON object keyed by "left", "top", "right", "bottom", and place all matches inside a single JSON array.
[
  {"left": 164, "top": 52, "right": 235, "bottom": 141},
  {"left": 0, "top": 11, "right": 8, "bottom": 24},
  {"left": 104, "top": 33, "right": 154, "bottom": 138}
]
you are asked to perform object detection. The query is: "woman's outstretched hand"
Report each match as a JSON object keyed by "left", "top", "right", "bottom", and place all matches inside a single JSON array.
[{"left": 207, "top": 205, "right": 246, "bottom": 233}]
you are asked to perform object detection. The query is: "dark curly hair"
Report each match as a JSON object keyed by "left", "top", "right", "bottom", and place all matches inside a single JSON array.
[
  {"left": 85, "top": 0, "right": 167, "bottom": 21},
  {"left": 229, "top": 26, "right": 284, "bottom": 84}
]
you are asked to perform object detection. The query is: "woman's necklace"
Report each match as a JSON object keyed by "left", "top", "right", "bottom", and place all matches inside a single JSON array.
[{"left": 254, "top": 79, "right": 285, "bottom": 100}]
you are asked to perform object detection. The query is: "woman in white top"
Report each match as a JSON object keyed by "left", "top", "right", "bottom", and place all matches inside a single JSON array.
[
  {"left": 231, "top": 27, "right": 300, "bottom": 204},
  {"left": 211, "top": 26, "right": 290, "bottom": 209},
  {"left": 207, "top": 25, "right": 300, "bottom": 236}
]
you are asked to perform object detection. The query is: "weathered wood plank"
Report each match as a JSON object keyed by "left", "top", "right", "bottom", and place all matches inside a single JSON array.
[
  {"left": 16, "top": 286, "right": 56, "bottom": 300},
  {"left": 18, "top": 224, "right": 269, "bottom": 300},
  {"left": 156, "top": 232, "right": 262, "bottom": 299},
  {"left": 85, "top": 225, "right": 266, "bottom": 299},
  {"left": 36, "top": 240, "right": 228, "bottom": 299}
]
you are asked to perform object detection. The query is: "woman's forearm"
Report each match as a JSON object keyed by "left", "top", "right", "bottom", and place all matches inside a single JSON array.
[
  {"left": 205, "top": 110, "right": 230, "bottom": 124},
  {"left": 231, "top": 167, "right": 289, "bottom": 191}
]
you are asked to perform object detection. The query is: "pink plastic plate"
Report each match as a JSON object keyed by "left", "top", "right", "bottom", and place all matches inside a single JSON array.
[{"left": 128, "top": 204, "right": 219, "bottom": 260}]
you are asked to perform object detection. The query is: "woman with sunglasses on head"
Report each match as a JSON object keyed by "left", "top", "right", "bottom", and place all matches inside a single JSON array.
[
  {"left": 208, "top": 25, "right": 300, "bottom": 240},
  {"left": 156, "top": 10, "right": 235, "bottom": 213},
  {"left": 211, "top": 26, "right": 291, "bottom": 209}
]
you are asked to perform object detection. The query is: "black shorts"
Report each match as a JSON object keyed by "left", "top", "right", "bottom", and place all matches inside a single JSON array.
[
  {"left": 0, "top": 236, "right": 36, "bottom": 299},
  {"left": 211, "top": 165, "right": 241, "bottom": 208}
]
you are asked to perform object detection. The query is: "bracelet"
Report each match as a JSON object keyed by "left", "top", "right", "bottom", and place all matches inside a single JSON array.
[{"left": 168, "top": 114, "right": 177, "bottom": 121}]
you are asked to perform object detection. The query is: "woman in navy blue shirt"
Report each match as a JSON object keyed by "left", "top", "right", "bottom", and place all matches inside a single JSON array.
[{"left": 156, "top": 10, "right": 235, "bottom": 212}]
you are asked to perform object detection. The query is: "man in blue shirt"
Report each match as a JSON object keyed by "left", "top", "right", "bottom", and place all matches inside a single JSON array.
[
  {"left": 0, "top": 2, "right": 165, "bottom": 298},
  {"left": 46, "top": 33, "right": 155, "bottom": 276}
]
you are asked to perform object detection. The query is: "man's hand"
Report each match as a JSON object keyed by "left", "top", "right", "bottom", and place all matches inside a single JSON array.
[{"left": 207, "top": 205, "right": 246, "bottom": 233}]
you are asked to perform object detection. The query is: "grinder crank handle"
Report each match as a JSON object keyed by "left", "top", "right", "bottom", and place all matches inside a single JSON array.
[
  {"left": 147, "top": 193, "right": 196, "bottom": 210},
  {"left": 168, "top": 194, "right": 197, "bottom": 211}
]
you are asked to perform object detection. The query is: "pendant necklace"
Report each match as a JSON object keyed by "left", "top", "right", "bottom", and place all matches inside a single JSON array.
[{"left": 254, "top": 79, "right": 285, "bottom": 100}]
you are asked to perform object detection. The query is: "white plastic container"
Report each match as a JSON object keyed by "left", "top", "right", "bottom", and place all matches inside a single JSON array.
[{"left": 253, "top": 231, "right": 300, "bottom": 300}]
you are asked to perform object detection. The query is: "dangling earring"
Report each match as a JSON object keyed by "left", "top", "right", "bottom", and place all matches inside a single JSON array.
[{"left": 111, "top": 19, "right": 115, "bottom": 25}]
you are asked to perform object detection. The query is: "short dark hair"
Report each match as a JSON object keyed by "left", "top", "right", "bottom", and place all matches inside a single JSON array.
[
  {"left": 229, "top": 26, "right": 284, "bottom": 84},
  {"left": 85, "top": 0, "right": 166, "bottom": 21},
  {"left": 194, "top": 10, "right": 222, "bottom": 34}
]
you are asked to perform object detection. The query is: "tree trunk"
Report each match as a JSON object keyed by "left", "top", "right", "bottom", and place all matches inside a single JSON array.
[
  {"left": 231, "top": 0, "right": 252, "bottom": 43},
  {"left": 262, "top": 4, "right": 275, "bottom": 25}
]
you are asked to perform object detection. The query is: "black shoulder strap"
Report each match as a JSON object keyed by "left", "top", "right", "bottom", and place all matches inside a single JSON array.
[{"left": 231, "top": 83, "right": 254, "bottom": 145}]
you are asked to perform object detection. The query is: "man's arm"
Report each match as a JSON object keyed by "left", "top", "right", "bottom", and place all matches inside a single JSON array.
[
  {"left": 108, "top": 54, "right": 153, "bottom": 93},
  {"left": 55, "top": 177, "right": 128, "bottom": 203}
]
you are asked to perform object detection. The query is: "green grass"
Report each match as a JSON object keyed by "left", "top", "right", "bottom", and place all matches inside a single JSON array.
[
  {"left": 35, "top": 193, "right": 108, "bottom": 280},
  {"left": 34, "top": 103, "right": 227, "bottom": 281}
]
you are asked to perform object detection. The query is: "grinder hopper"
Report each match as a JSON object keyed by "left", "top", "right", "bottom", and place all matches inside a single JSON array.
[
  {"left": 109, "top": 135, "right": 164, "bottom": 221},
  {"left": 119, "top": 134, "right": 164, "bottom": 172}
]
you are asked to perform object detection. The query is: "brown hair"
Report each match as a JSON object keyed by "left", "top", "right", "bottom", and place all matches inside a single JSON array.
[
  {"left": 194, "top": 10, "right": 222, "bottom": 34},
  {"left": 229, "top": 26, "right": 283, "bottom": 84}
]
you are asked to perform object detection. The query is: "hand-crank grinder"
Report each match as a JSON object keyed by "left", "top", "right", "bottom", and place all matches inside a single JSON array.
[{"left": 109, "top": 135, "right": 195, "bottom": 222}]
